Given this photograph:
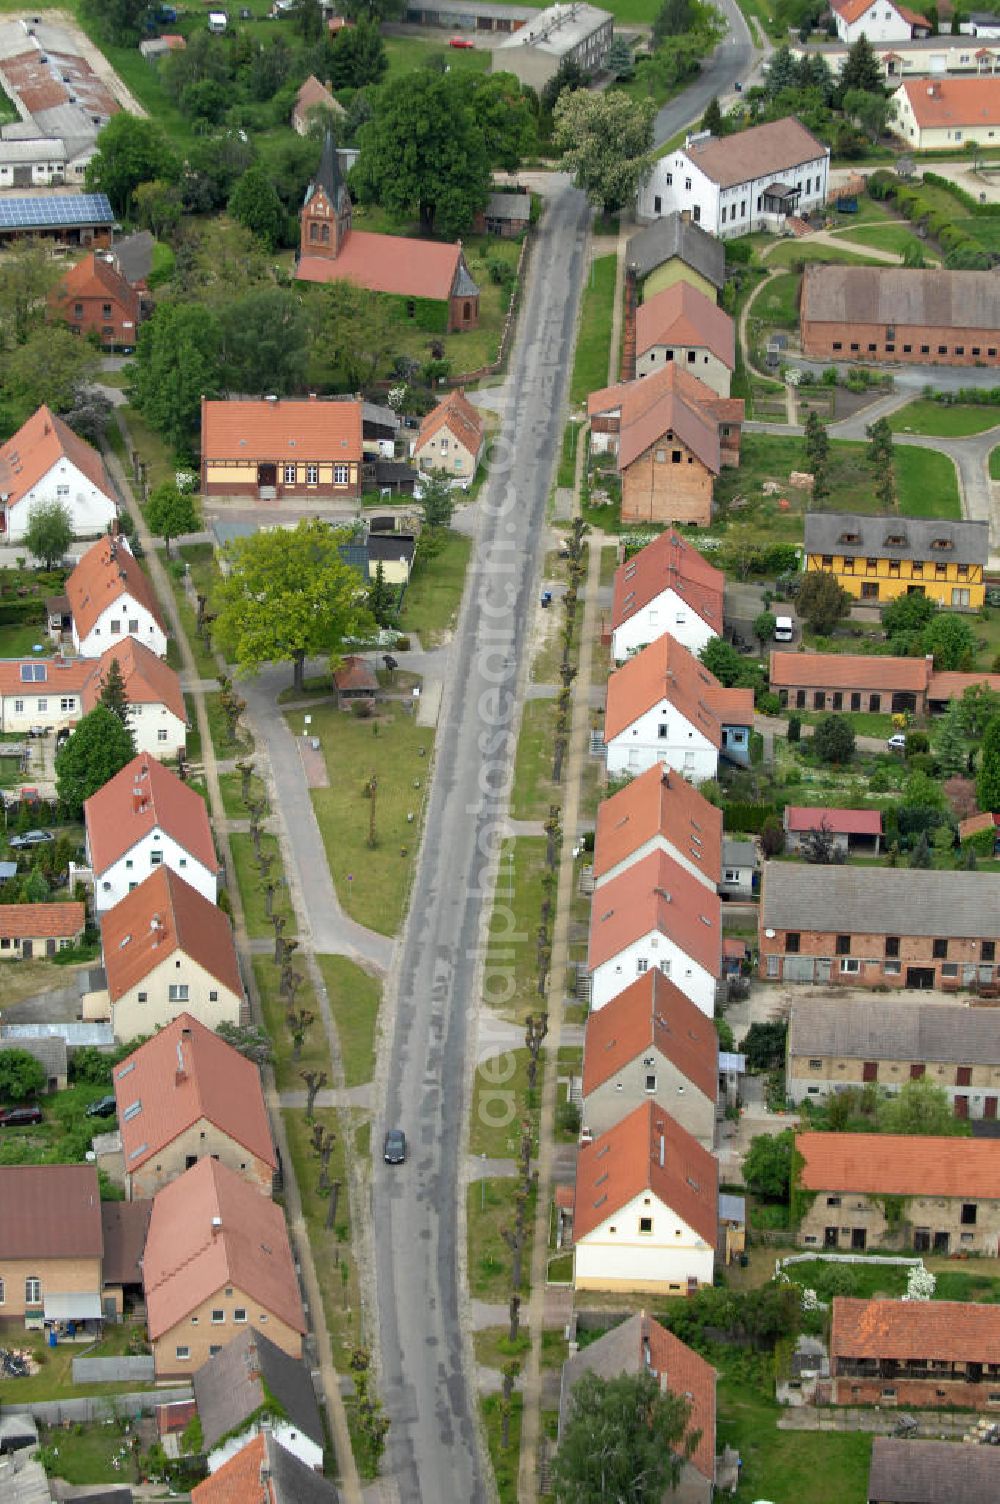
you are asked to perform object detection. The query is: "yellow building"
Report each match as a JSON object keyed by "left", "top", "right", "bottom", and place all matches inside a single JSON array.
[
  {"left": 626, "top": 213, "right": 726, "bottom": 304},
  {"left": 803, "top": 512, "right": 987, "bottom": 610}
]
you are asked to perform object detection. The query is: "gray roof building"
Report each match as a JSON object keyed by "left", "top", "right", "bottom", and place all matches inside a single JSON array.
[
  {"left": 2, "top": 1034, "right": 68, "bottom": 1090},
  {"left": 867, "top": 1436, "right": 1000, "bottom": 1503},
  {"left": 193, "top": 1327, "right": 324, "bottom": 1456},
  {"left": 804, "top": 510, "right": 989, "bottom": 566},
  {"left": 788, "top": 997, "right": 1000, "bottom": 1066},
  {"left": 481, "top": 191, "right": 531, "bottom": 223},
  {"left": 626, "top": 212, "right": 726, "bottom": 291},
  {"left": 247, "top": 1431, "right": 338, "bottom": 1504},
  {"left": 802, "top": 264, "right": 1000, "bottom": 331},
  {"left": 761, "top": 863, "right": 1000, "bottom": 938},
  {"left": 722, "top": 839, "right": 756, "bottom": 868},
  {"left": 112, "top": 230, "right": 155, "bottom": 286}
]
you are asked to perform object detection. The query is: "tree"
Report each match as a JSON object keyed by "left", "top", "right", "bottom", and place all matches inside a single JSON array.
[
  {"left": 843, "top": 87, "right": 894, "bottom": 144},
  {"left": 552, "top": 1370, "right": 692, "bottom": 1504},
  {"left": 813, "top": 713, "right": 855, "bottom": 765},
  {"left": 743, "top": 1128, "right": 794, "bottom": 1201},
  {"left": 144, "top": 484, "right": 200, "bottom": 560},
  {"left": 353, "top": 72, "right": 491, "bottom": 237},
  {"left": 86, "top": 115, "right": 179, "bottom": 217},
  {"left": 865, "top": 415, "right": 894, "bottom": 472},
  {"left": 228, "top": 168, "right": 288, "bottom": 251},
  {"left": 796, "top": 571, "right": 850, "bottom": 634},
  {"left": 977, "top": 716, "right": 1000, "bottom": 811},
  {"left": 131, "top": 303, "right": 222, "bottom": 454},
  {"left": 881, "top": 1077, "right": 970, "bottom": 1136},
  {"left": 217, "top": 288, "right": 309, "bottom": 397},
  {"left": 462, "top": 73, "right": 536, "bottom": 174},
  {"left": 540, "top": 56, "right": 588, "bottom": 114},
  {"left": 700, "top": 637, "right": 754, "bottom": 688},
  {"left": 701, "top": 95, "right": 724, "bottom": 133},
  {"left": 910, "top": 829, "right": 932, "bottom": 867},
  {"left": 419, "top": 472, "right": 456, "bottom": 531},
  {"left": 337, "top": 0, "right": 404, "bottom": 20},
  {"left": 0, "top": 242, "right": 61, "bottom": 350},
  {"left": 23, "top": 499, "right": 73, "bottom": 570},
  {"left": 653, "top": 0, "right": 694, "bottom": 40},
  {"left": 606, "top": 34, "right": 636, "bottom": 79},
  {"left": 98, "top": 656, "right": 131, "bottom": 730},
  {"left": 754, "top": 610, "right": 777, "bottom": 644},
  {"left": 5, "top": 326, "right": 99, "bottom": 413},
  {"left": 552, "top": 91, "right": 655, "bottom": 215},
  {"left": 936, "top": 701, "right": 968, "bottom": 778},
  {"left": 367, "top": 562, "right": 396, "bottom": 628},
  {"left": 79, "top": 0, "right": 149, "bottom": 44},
  {"left": 294, "top": 0, "right": 325, "bottom": 40},
  {"left": 215, "top": 520, "right": 374, "bottom": 693},
  {"left": 327, "top": 19, "right": 388, "bottom": 89},
  {"left": 743, "top": 1020, "right": 788, "bottom": 1072},
  {"left": 924, "top": 613, "right": 975, "bottom": 671},
  {"left": 803, "top": 410, "right": 829, "bottom": 497},
  {"left": 760, "top": 814, "right": 785, "bottom": 856},
  {"left": 55, "top": 704, "right": 136, "bottom": 813},
  {"left": 958, "top": 682, "right": 1000, "bottom": 739},
  {"left": 0, "top": 1047, "right": 46, "bottom": 1103},
  {"left": 840, "top": 33, "right": 883, "bottom": 93},
  {"left": 883, "top": 590, "right": 936, "bottom": 638},
  {"left": 798, "top": 816, "right": 844, "bottom": 864},
  {"left": 133, "top": 178, "right": 184, "bottom": 241}
]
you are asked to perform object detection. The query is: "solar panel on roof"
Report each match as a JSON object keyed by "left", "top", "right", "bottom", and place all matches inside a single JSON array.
[{"left": 0, "top": 194, "right": 114, "bottom": 230}]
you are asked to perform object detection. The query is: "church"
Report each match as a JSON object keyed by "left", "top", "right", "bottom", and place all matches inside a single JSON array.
[{"left": 296, "top": 135, "right": 480, "bottom": 334}]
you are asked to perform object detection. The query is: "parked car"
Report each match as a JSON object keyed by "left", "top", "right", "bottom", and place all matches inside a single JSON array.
[
  {"left": 774, "top": 615, "right": 794, "bottom": 643},
  {"left": 449, "top": 35, "right": 474, "bottom": 45},
  {"left": 383, "top": 1128, "right": 406, "bottom": 1164},
  {"left": 85, "top": 1095, "right": 117, "bottom": 1119},
  {"left": 887, "top": 733, "right": 907, "bottom": 753},
  {"left": 0, "top": 1106, "right": 42, "bottom": 1127},
  {"left": 9, "top": 830, "right": 54, "bottom": 849}
]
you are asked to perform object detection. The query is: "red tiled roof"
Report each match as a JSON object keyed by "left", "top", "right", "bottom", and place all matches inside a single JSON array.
[
  {"left": 333, "top": 653, "right": 377, "bottom": 692},
  {"left": 899, "top": 76, "right": 1000, "bottom": 129},
  {"left": 593, "top": 763, "right": 722, "bottom": 885},
  {"left": 589, "top": 849, "right": 721, "bottom": 977},
  {"left": 785, "top": 807, "right": 883, "bottom": 836},
  {"left": 66, "top": 536, "right": 165, "bottom": 645},
  {"left": 574, "top": 1101, "right": 717, "bottom": 1245},
  {"left": 0, "top": 404, "right": 114, "bottom": 518},
  {"left": 636, "top": 282, "right": 735, "bottom": 370},
  {"left": 298, "top": 230, "right": 463, "bottom": 302},
  {"left": 101, "top": 867, "right": 240, "bottom": 1004},
  {"left": 722, "top": 936, "right": 747, "bottom": 959},
  {"left": 191, "top": 1433, "right": 268, "bottom": 1504},
  {"left": 144, "top": 1158, "right": 305, "bottom": 1340},
  {"left": 959, "top": 811, "right": 999, "bottom": 840},
  {"left": 200, "top": 396, "right": 362, "bottom": 465},
  {"left": 582, "top": 969, "right": 718, "bottom": 1101},
  {"left": 82, "top": 638, "right": 186, "bottom": 724},
  {"left": 0, "top": 1164, "right": 102, "bottom": 1259},
  {"left": 796, "top": 1131, "right": 1000, "bottom": 1200},
  {"left": 769, "top": 650, "right": 929, "bottom": 693},
  {"left": 0, "top": 655, "right": 92, "bottom": 701},
  {"left": 590, "top": 364, "right": 721, "bottom": 476},
  {"left": 415, "top": 388, "right": 483, "bottom": 456},
  {"left": 928, "top": 671, "right": 1000, "bottom": 701},
  {"left": 605, "top": 634, "right": 747, "bottom": 746},
  {"left": 293, "top": 74, "right": 344, "bottom": 119},
  {"left": 897, "top": 3, "right": 929, "bottom": 23},
  {"left": 831, "top": 0, "right": 882, "bottom": 22},
  {"left": 85, "top": 754, "right": 216, "bottom": 876},
  {"left": 831, "top": 1297, "right": 1000, "bottom": 1362},
  {"left": 0, "top": 902, "right": 84, "bottom": 940},
  {"left": 611, "top": 529, "right": 724, "bottom": 637},
  {"left": 645, "top": 1317, "right": 717, "bottom": 1480},
  {"left": 114, "top": 1013, "right": 275, "bottom": 1175},
  {"left": 54, "top": 253, "right": 139, "bottom": 323}
]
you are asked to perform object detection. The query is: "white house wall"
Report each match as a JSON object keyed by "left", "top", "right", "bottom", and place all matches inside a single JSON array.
[
  {"left": 128, "top": 703, "right": 187, "bottom": 761},
  {"left": 7, "top": 458, "right": 116, "bottom": 544},
  {"left": 611, "top": 587, "right": 717, "bottom": 662},
  {"left": 91, "top": 829, "right": 218, "bottom": 913},
  {"left": 111, "top": 953, "right": 241, "bottom": 1042},
  {"left": 74, "top": 596, "right": 167, "bottom": 660},
  {"left": 207, "top": 1422, "right": 323, "bottom": 1475},
  {"left": 636, "top": 345, "right": 732, "bottom": 397},
  {"left": 590, "top": 933, "right": 717, "bottom": 1017},
  {"left": 638, "top": 147, "right": 829, "bottom": 237},
  {"left": 574, "top": 1191, "right": 715, "bottom": 1292},
  {"left": 837, "top": 1, "right": 914, "bottom": 43},
  {"left": 606, "top": 703, "right": 719, "bottom": 783}
]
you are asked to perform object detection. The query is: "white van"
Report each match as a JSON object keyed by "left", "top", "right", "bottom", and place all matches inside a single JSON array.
[
  {"left": 774, "top": 615, "right": 794, "bottom": 643},
  {"left": 208, "top": 10, "right": 228, "bottom": 32}
]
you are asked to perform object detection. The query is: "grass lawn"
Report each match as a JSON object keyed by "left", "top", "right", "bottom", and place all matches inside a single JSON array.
[
  {"left": 487, "top": 838, "right": 551, "bottom": 1022},
  {"left": 119, "top": 405, "right": 177, "bottom": 495},
  {"left": 467, "top": 1177, "right": 537, "bottom": 1300},
  {"left": 954, "top": 215, "right": 1000, "bottom": 253},
  {"left": 399, "top": 531, "right": 472, "bottom": 648},
  {"left": 303, "top": 698, "right": 434, "bottom": 935},
  {"left": 253, "top": 956, "right": 326, "bottom": 1090},
  {"left": 0, "top": 621, "right": 48, "bottom": 657},
  {"left": 382, "top": 33, "right": 490, "bottom": 77},
  {"left": 481, "top": 1393, "right": 522, "bottom": 1504},
  {"left": 570, "top": 255, "right": 617, "bottom": 405},
  {"left": 893, "top": 446, "right": 961, "bottom": 519},
  {"left": 38, "top": 1421, "right": 139, "bottom": 1484},
  {"left": 511, "top": 699, "right": 558, "bottom": 822},
  {"left": 891, "top": 400, "right": 1000, "bottom": 438},
  {"left": 991, "top": 447, "right": 1000, "bottom": 481},
  {"left": 755, "top": 272, "right": 800, "bottom": 330},
  {"left": 217, "top": 769, "right": 269, "bottom": 820},
  {"left": 469, "top": 1048, "right": 543, "bottom": 1158},
  {"left": 159, "top": 554, "right": 218, "bottom": 682},
  {"left": 229, "top": 832, "right": 296, "bottom": 941},
  {"left": 830, "top": 222, "right": 936, "bottom": 261},
  {"left": 204, "top": 688, "right": 252, "bottom": 758},
  {"left": 317, "top": 953, "right": 382, "bottom": 1088},
  {"left": 557, "top": 422, "right": 580, "bottom": 490},
  {"left": 282, "top": 1105, "right": 361, "bottom": 1365},
  {"left": 763, "top": 241, "right": 881, "bottom": 269}
]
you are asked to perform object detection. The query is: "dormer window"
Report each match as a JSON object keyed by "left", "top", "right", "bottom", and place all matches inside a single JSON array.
[
  {"left": 930, "top": 538, "right": 954, "bottom": 551},
  {"left": 837, "top": 532, "right": 860, "bottom": 546},
  {"left": 884, "top": 534, "right": 907, "bottom": 548}
]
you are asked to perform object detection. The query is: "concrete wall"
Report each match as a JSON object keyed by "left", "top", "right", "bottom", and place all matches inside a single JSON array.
[
  {"left": 798, "top": 1190, "right": 1000, "bottom": 1256},
  {"left": 128, "top": 1119, "right": 273, "bottom": 1201}
]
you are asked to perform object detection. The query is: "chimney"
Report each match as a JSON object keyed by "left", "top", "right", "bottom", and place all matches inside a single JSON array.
[
  {"left": 211, "top": 1215, "right": 222, "bottom": 1237},
  {"left": 622, "top": 263, "right": 638, "bottom": 383},
  {"left": 175, "top": 1039, "right": 186, "bottom": 1085}
]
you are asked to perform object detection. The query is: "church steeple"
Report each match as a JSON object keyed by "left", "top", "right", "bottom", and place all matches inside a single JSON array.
[{"left": 300, "top": 130, "right": 351, "bottom": 262}]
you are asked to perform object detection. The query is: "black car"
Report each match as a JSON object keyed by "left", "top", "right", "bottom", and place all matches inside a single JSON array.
[
  {"left": 383, "top": 1128, "right": 406, "bottom": 1165},
  {"left": 0, "top": 1105, "right": 42, "bottom": 1127},
  {"left": 86, "top": 1095, "right": 117, "bottom": 1119},
  {"left": 9, "top": 830, "right": 54, "bottom": 849}
]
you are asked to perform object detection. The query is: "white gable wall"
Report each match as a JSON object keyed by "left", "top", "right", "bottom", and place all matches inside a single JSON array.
[
  {"left": 590, "top": 931, "right": 717, "bottom": 1016},
  {"left": 73, "top": 595, "right": 167, "bottom": 660},
  {"left": 89, "top": 828, "right": 218, "bottom": 913},
  {"left": 611, "top": 587, "right": 718, "bottom": 662},
  {"left": 7, "top": 457, "right": 116, "bottom": 543},
  {"left": 574, "top": 1190, "right": 715, "bottom": 1292},
  {"left": 636, "top": 344, "right": 732, "bottom": 397},
  {"left": 836, "top": 0, "right": 914, "bottom": 43},
  {"left": 606, "top": 703, "right": 719, "bottom": 783},
  {"left": 128, "top": 701, "right": 187, "bottom": 761},
  {"left": 208, "top": 1421, "right": 323, "bottom": 1475}
]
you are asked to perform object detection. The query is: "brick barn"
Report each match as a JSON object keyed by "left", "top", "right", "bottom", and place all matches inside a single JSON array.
[{"left": 800, "top": 265, "right": 999, "bottom": 368}]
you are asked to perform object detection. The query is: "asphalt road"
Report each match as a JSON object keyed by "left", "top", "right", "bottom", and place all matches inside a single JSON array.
[
  {"left": 371, "top": 176, "right": 592, "bottom": 1504},
  {"left": 653, "top": 0, "right": 758, "bottom": 146}
]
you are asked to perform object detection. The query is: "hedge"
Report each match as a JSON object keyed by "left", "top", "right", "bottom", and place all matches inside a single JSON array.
[
  {"left": 0, "top": 598, "right": 46, "bottom": 626},
  {"left": 721, "top": 801, "right": 779, "bottom": 833},
  {"left": 922, "top": 171, "right": 998, "bottom": 218}
]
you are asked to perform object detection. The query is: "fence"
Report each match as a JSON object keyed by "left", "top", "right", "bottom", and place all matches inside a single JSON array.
[
  {"left": 776, "top": 1252, "right": 922, "bottom": 1273},
  {"left": 71, "top": 1355, "right": 155, "bottom": 1384},
  {"left": 0, "top": 1385, "right": 192, "bottom": 1424}
]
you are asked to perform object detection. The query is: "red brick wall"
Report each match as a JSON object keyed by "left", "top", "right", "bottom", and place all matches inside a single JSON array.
[
  {"left": 621, "top": 440, "right": 713, "bottom": 526},
  {"left": 449, "top": 293, "right": 479, "bottom": 333},
  {"left": 53, "top": 291, "right": 138, "bottom": 349},
  {"left": 776, "top": 684, "right": 925, "bottom": 714},
  {"left": 832, "top": 1377, "right": 1000, "bottom": 1409},
  {"left": 801, "top": 318, "right": 1000, "bottom": 367},
  {"left": 759, "top": 926, "right": 986, "bottom": 989}
]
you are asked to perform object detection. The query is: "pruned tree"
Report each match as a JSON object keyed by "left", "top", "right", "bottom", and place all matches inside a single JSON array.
[
  {"left": 300, "top": 1069, "right": 328, "bottom": 1120},
  {"left": 524, "top": 1013, "right": 548, "bottom": 1092}
]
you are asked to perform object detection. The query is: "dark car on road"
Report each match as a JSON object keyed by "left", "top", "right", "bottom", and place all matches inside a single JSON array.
[
  {"left": 9, "top": 830, "right": 54, "bottom": 849},
  {"left": 383, "top": 1128, "right": 406, "bottom": 1164},
  {"left": 0, "top": 1105, "right": 42, "bottom": 1127},
  {"left": 86, "top": 1095, "right": 117, "bottom": 1119}
]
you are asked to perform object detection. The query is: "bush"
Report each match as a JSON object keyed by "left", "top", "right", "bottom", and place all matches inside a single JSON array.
[
  {"left": 813, "top": 713, "right": 855, "bottom": 765},
  {"left": 787, "top": 713, "right": 801, "bottom": 743},
  {"left": 556, "top": 1100, "right": 581, "bottom": 1135}
]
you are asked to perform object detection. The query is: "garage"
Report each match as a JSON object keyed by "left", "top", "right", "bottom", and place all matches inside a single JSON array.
[{"left": 905, "top": 966, "right": 935, "bottom": 989}]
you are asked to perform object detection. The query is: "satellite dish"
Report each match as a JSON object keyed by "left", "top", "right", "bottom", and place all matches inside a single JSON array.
[{"left": 765, "top": 928, "right": 776, "bottom": 939}]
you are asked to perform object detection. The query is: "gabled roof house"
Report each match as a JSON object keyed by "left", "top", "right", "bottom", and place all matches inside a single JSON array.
[
  {"left": 50, "top": 250, "right": 141, "bottom": 349},
  {"left": 829, "top": 1297, "right": 1000, "bottom": 1409},
  {"left": 200, "top": 395, "right": 363, "bottom": 503},
  {"left": 610, "top": 529, "right": 724, "bottom": 661},
  {"left": 114, "top": 1013, "right": 275, "bottom": 1201},
  {"left": 66, "top": 534, "right": 167, "bottom": 659},
  {"left": 0, "top": 404, "right": 117, "bottom": 543},
  {"left": 192, "top": 1431, "right": 340, "bottom": 1504},
  {"left": 82, "top": 638, "right": 187, "bottom": 760},
  {"left": 635, "top": 281, "right": 736, "bottom": 396},
  {"left": 411, "top": 389, "right": 485, "bottom": 484},
  {"left": 592, "top": 762, "right": 722, "bottom": 892},
  {"left": 194, "top": 1327, "right": 324, "bottom": 1474}
]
